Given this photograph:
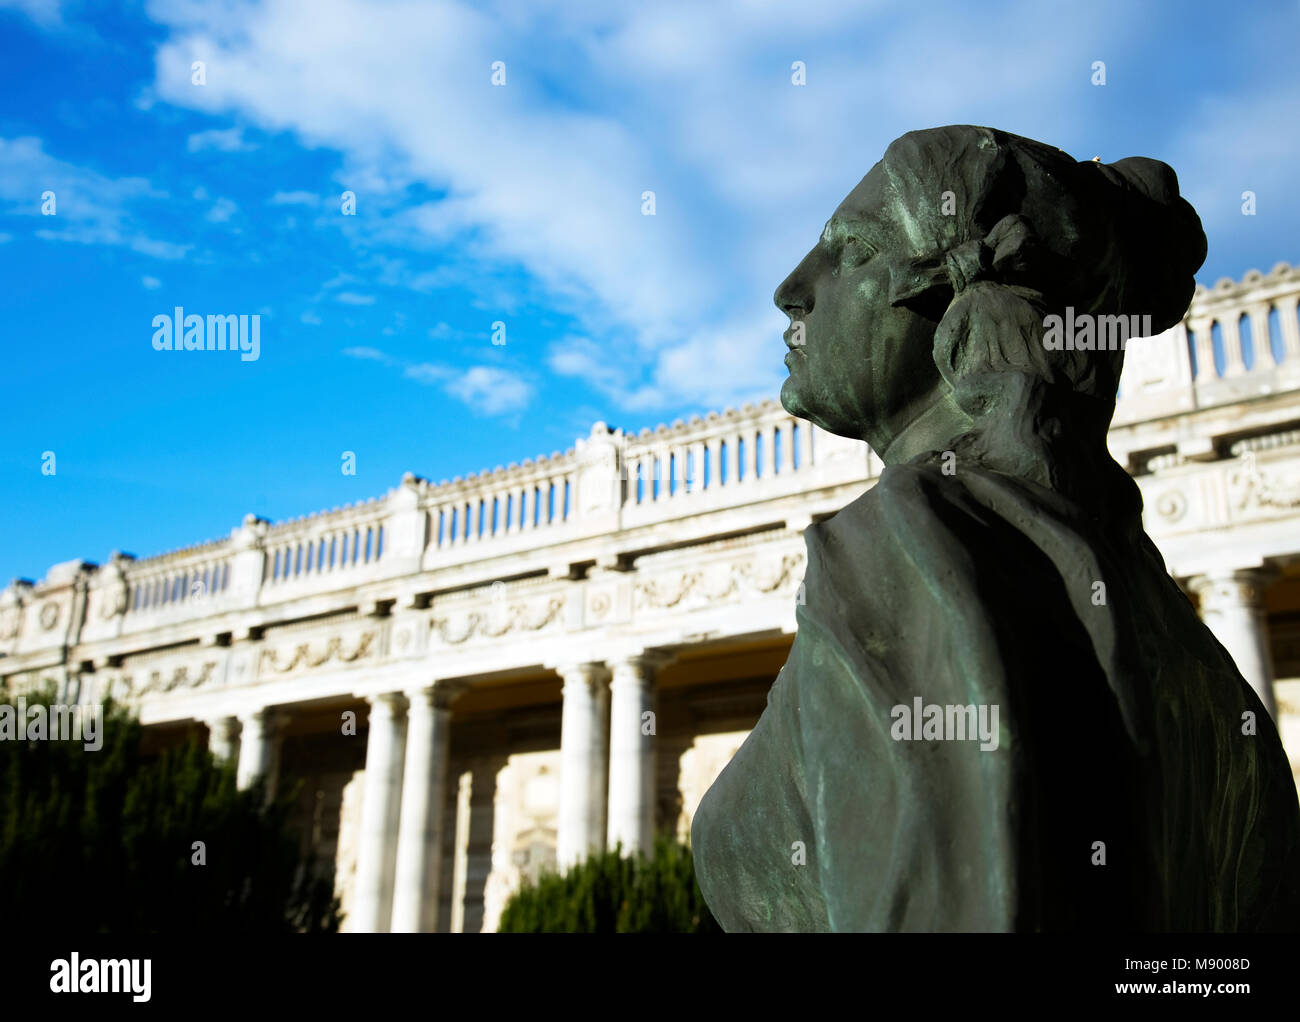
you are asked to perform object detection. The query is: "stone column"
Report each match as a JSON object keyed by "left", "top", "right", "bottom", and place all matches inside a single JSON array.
[
  {"left": 391, "top": 681, "right": 466, "bottom": 933},
  {"left": 351, "top": 692, "right": 409, "bottom": 933},
  {"left": 206, "top": 715, "right": 240, "bottom": 765},
  {"left": 1188, "top": 568, "right": 1279, "bottom": 718},
  {"left": 607, "top": 653, "right": 667, "bottom": 855},
  {"left": 556, "top": 662, "right": 610, "bottom": 868},
  {"left": 235, "top": 708, "right": 277, "bottom": 790}
]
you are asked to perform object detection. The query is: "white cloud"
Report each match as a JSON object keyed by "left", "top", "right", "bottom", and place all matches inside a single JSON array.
[
  {"left": 548, "top": 312, "right": 782, "bottom": 413},
  {"left": 146, "top": 0, "right": 712, "bottom": 356},
  {"left": 269, "top": 190, "right": 321, "bottom": 206},
  {"left": 141, "top": 0, "right": 1285, "bottom": 412},
  {"left": 343, "top": 345, "right": 390, "bottom": 362},
  {"left": 444, "top": 365, "right": 533, "bottom": 415},
  {"left": 0, "top": 136, "right": 190, "bottom": 259},
  {"left": 1167, "top": 80, "right": 1300, "bottom": 279},
  {"left": 205, "top": 197, "right": 238, "bottom": 223},
  {"left": 141, "top": 275, "right": 162, "bottom": 289},
  {"left": 344, "top": 345, "right": 531, "bottom": 415},
  {"left": 0, "top": 0, "right": 64, "bottom": 29},
  {"left": 403, "top": 362, "right": 452, "bottom": 384},
  {"left": 301, "top": 309, "right": 322, "bottom": 325},
  {"left": 186, "top": 126, "right": 255, "bottom": 153},
  {"left": 336, "top": 291, "right": 376, "bottom": 305},
  {"left": 429, "top": 321, "right": 471, "bottom": 341}
]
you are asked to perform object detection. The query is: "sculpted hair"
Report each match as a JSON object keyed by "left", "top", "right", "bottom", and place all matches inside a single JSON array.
[{"left": 873, "top": 125, "right": 1206, "bottom": 510}]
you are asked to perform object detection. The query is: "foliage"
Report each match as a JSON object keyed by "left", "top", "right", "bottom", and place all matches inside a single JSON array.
[
  {"left": 0, "top": 683, "right": 340, "bottom": 933},
  {"left": 497, "top": 833, "right": 720, "bottom": 933}
]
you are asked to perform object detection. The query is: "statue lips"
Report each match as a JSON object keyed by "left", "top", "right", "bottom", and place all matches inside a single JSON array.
[{"left": 783, "top": 326, "right": 805, "bottom": 368}]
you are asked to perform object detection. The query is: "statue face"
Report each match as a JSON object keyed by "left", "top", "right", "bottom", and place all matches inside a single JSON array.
[{"left": 774, "top": 163, "right": 944, "bottom": 448}]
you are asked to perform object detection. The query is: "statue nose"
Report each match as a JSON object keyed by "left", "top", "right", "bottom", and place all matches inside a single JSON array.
[
  {"left": 775, "top": 286, "right": 810, "bottom": 321},
  {"left": 775, "top": 256, "right": 816, "bottom": 318}
]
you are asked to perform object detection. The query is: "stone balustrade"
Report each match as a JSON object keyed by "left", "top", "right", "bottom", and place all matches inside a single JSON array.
[
  {"left": 1115, "top": 261, "right": 1300, "bottom": 425},
  {"left": 1, "top": 403, "right": 874, "bottom": 664}
]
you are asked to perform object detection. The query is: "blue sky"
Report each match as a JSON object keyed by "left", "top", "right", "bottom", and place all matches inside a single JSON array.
[{"left": 3, "top": 0, "right": 1299, "bottom": 583}]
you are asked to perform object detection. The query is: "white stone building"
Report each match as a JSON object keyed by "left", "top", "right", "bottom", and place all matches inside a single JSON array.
[{"left": 4, "top": 263, "right": 1300, "bottom": 932}]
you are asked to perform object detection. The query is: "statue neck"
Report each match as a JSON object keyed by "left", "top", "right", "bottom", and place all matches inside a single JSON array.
[{"left": 875, "top": 393, "right": 969, "bottom": 466}]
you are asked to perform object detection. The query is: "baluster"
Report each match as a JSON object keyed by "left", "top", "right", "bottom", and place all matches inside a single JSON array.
[
  {"left": 689, "top": 440, "right": 705, "bottom": 492},
  {"left": 1275, "top": 293, "right": 1300, "bottom": 362},
  {"left": 1246, "top": 303, "right": 1277, "bottom": 369}
]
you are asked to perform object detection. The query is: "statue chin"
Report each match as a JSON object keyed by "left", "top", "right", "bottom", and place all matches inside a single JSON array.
[
  {"left": 780, "top": 378, "right": 855, "bottom": 442},
  {"left": 778, "top": 376, "right": 802, "bottom": 419}
]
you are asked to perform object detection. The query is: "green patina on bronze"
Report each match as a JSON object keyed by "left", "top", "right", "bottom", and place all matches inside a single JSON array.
[{"left": 690, "top": 125, "right": 1300, "bottom": 932}]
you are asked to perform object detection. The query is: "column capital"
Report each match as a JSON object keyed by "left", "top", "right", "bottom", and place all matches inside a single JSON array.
[
  {"left": 237, "top": 705, "right": 287, "bottom": 730},
  {"left": 363, "top": 690, "right": 410, "bottom": 718},
  {"left": 608, "top": 649, "right": 673, "bottom": 676},
  {"left": 1186, "top": 566, "right": 1278, "bottom": 608},
  {"left": 205, "top": 714, "right": 240, "bottom": 735},
  {"left": 552, "top": 660, "right": 611, "bottom": 686},
  {"left": 405, "top": 679, "right": 470, "bottom": 710}
]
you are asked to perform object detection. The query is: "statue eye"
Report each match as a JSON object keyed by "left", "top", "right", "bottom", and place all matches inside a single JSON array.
[{"left": 839, "top": 235, "right": 876, "bottom": 266}]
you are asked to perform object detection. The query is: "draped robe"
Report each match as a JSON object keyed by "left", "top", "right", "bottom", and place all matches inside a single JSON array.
[{"left": 690, "top": 456, "right": 1300, "bottom": 931}]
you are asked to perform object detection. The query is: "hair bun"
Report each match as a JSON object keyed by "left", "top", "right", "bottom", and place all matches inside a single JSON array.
[{"left": 1089, "top": 156, "right": 1207, "bottom": 333}]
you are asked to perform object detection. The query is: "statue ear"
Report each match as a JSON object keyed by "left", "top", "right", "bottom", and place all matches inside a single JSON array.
[{"left": 887, "top": 256, "right": 953, "bottom": 321}]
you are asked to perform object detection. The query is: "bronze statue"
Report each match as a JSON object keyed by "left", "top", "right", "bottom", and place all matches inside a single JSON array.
[{"left": 690, "top": 125, "right": 1300, "bottom": 931}]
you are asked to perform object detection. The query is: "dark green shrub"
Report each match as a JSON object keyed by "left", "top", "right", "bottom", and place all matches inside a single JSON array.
[
  {"left": 497, "top": 833, "right": 720, "bottom": 933},
  {"left": 0, "top": 684, "right": 339, "bottom": 933}
]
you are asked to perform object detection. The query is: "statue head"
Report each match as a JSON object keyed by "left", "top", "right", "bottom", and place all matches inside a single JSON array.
[{"left": 775, "top": 125, "right": 1205, "bottom": 499}]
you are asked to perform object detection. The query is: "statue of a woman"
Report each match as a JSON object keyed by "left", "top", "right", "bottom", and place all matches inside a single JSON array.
[{"left": 690, "top": 125, "right": 1300, "bottom": 932}]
